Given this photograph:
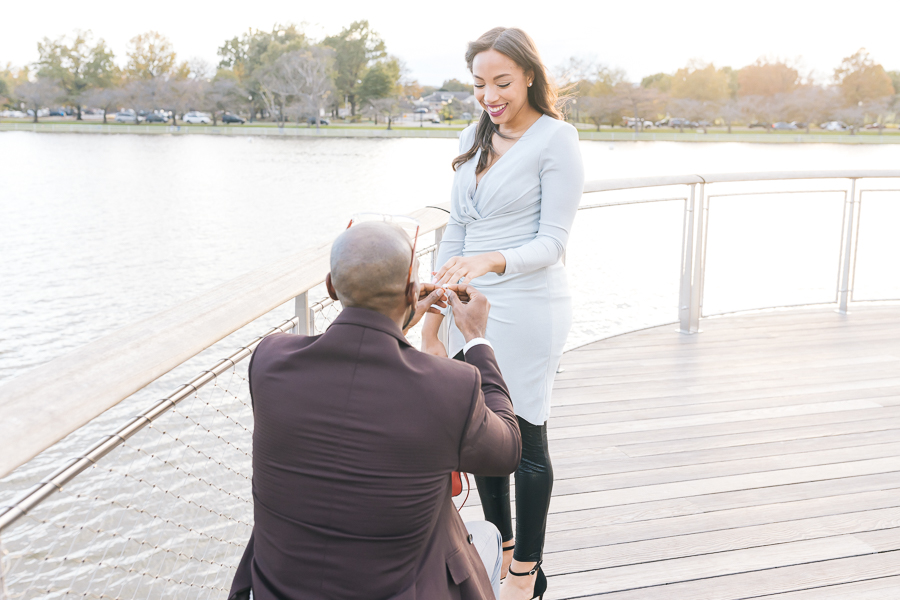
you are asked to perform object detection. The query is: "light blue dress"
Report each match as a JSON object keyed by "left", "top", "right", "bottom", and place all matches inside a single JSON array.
[{"left": 436, "top": 115, "right": 585, "bottom": 425}]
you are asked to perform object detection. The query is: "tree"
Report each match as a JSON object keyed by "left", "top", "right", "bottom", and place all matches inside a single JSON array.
[
  {"left": 81, "top": 86, "right": 120, "bottom": 123},
  {"left": 323, "top": 20, "right": 387, "bottom": 115},
  {"left": 16, "top": 79, "right": 64, "bottom": 122},
  {"left": 671, "top": 62, "right": 730, "bottom": 102},
  {"left": 36, "top": 30, "right": 116, "bottom": 119},
  {"left": 258, "top": 46, "right": 335, "bottom": 129},
  {"left": 367, "top": 96, "right": 402, "bottom": 128},
  {"left": 439, "top": 78, "right": 469, "bottom": 92},
  {"left": 738, "top": 59, "right": 799, "bottom": 97},
  {"left": 202, "top": 73, "right": 246, "bottom": 124},
  {"left": 162, "top": 78, "right": 201, "bottom": 125},
  {"left": 834, "top": 48, "right": 895, "bottom": 106},
  {"left": 126, "top": 32, "right": 177, "bottom": 79},
  {"left": 579, "top": 94, "right": 626, "bottom": 130},
  {"left": 669, "top": 97, "right": 716, "bottom": 132},
  {"left": 216, "top": 24, "right": 308, "bottom": 121},
  {"left": 357, "top": 58, "right": 400, "bottom": 105},
  {"left": 641, "top": 72, "right": 672, "bottom": 93},
  {"left": 614, "top": 82, "right": 663, "bottom": 131},
  {"left": 782, "top": 86, "right": 836, "bottom": 133},
  {"left": 717, "top": 99, "right": 742, "bottom": 133}
]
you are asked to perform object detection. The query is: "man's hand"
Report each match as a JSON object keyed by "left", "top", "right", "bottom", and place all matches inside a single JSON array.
[
  {"left": 447, "top": 284, "right": 490, "bottom": 342},
  {"left": 403, "top": 283, "right": 447, "bottom": 334}
]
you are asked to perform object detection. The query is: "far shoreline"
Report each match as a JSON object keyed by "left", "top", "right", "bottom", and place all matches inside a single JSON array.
[{"left": 3, "top": 121, "right": 900, "bottom": 144}]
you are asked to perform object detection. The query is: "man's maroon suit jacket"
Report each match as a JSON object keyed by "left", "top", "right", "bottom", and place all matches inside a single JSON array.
[{"left": 229, "top": 306, "right": 522, "bottom": 599}]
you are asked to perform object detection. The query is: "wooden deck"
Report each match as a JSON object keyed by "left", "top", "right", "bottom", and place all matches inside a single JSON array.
[{"left": 460, "top": 305, "right": 900, "bottom": 599}]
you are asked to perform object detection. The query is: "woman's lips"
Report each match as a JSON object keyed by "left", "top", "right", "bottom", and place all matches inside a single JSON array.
[{"left": 487, "top": 103, "right": 508, "bottom": 118}]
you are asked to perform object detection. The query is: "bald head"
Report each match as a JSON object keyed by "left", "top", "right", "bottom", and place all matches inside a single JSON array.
[{"left": 329, "top": 222, "right": 416, "bottom": 312}]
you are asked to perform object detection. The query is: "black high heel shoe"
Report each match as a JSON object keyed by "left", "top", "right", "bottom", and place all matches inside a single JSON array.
[{"left": 506, "top": 560, "right": 547, "bottom": 600}]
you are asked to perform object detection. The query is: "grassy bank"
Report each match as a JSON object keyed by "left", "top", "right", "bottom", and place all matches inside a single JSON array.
[{"left": 3, "top": 120, "right": 900, "bottom": 144}]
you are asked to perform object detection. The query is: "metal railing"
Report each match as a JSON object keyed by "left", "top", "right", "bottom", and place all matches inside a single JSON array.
[{"left": 1, "top": 170, "right": 898, "bottom": 598}]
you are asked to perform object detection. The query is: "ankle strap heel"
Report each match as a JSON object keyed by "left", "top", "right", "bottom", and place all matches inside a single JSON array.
[{"left": 506, "top": 560, "right": 547, "bottom": 600}]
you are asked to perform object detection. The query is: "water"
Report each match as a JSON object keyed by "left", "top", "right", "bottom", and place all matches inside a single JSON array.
[
  {"left": 3, "top": 132, "right": 900, "bottom": 385},
  {"left": 2, "top": 131, "right": 900, "bottom": 596}
]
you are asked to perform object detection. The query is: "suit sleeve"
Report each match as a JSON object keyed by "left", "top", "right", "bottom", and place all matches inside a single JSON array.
[{"left": 457, "top": 344, "right": 521, "bottom": 476}]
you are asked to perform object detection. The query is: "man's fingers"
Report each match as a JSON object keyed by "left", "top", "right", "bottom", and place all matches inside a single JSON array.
[
  {"left": 447, "top": 289, "right": 462, "bottom": 310},
  {"left": 426, "top": 307, "right": 442, "bottom": 315}
]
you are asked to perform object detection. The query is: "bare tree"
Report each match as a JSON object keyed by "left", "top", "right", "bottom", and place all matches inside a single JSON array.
[
  {"left": 367, "top": 96, "right": 402, "bottom": 129},
  {"left": 81, "top": 86, "right": 121, "bottom": 123},
  {"left": 614, "top": 83, "right": 662, "bottom": 132},
  {"left": 163, "top": 78, "right": 201, "bottom": 125},
  {"left": 203, "top": 77, "right": 245, "bottom": 124},
  {"left": 578, "top": 94, "right": 626, "bottom": 131},
  {"left": 258, "top": 47, "right": 335, "bottom": 129},
  {"left": 717, "top": 98, "right": 742, "bottom": 133},
  {"left": 16, "top": 79, "right": 64, "bottom": 123}
]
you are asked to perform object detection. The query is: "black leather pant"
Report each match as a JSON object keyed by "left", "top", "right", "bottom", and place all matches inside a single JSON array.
[
  {"left": 453, "top": 350, "right": 553, "bottom": 562},
  {"left": 475, "top": 416, "right": 553, "bottom": 563}
]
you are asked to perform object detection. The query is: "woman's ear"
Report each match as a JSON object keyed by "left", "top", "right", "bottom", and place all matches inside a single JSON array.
[{"left": 325, "top": 273, "right": 339, "bottom": 301}]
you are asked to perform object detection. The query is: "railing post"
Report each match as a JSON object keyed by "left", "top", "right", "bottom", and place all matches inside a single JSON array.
[
  {"left": 678, "top": 182, "right": 707, "bottom": 333},
  {"left": 837, "top": 178, "right": 859, "bottom": 314},
  {"left": 432, "top": 225, "right": 452, "bottom": 348},
  {"left": 294, "top": 291, "right": 313, "bottom": 335}
]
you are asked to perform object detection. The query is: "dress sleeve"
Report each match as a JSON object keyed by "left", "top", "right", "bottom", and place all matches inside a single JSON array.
[
  {"left": 434, "top": 127, "right": 476, "bottom": 271},
  {"left": 499, "top": 124, "right": 584, "bottom": 275}
]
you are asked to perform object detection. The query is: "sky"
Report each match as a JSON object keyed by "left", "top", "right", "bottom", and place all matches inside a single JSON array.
[{"left": 2, "top": 0, "right": 898, "bottom": 86}]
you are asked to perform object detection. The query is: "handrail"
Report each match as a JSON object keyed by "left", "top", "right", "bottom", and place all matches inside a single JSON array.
[
  {"left": 2, "top": 169, "right": 899, "bottom": 479},
  {"left": 0, "top": 204, "right": 449, "bottom": 479}
]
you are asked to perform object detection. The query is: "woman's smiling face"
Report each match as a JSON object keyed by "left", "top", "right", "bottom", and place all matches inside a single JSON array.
[{"left": 472, "top": 49, "right": 532, "bottom": 126}]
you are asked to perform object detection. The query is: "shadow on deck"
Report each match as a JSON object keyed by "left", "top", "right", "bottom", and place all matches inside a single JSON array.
[{"left": 461, "top": 305, "right": 900, "bottom": 599}]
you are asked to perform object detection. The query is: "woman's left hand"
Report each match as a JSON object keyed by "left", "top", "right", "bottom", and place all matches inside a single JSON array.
[{"left": 434, "top": 252, "right": 506, "bottom": 286}]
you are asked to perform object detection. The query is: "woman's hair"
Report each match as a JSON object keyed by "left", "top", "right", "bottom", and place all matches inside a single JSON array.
[{"left": 452, "top": 27, "right": 565, "bottom": 173}]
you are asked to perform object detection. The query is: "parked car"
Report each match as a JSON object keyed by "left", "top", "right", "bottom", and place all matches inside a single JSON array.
[
  {"left": 144, "top": 112, "right": 168, "bottom": 123},
  {"left": 654, "top": 118, "right": 670, "bottom": 127},
  {"left": 429, "top": 116, "right": 441, "bottom": 123},
  {"left": 0, "top": 110, "right": 26, "bottom": 118},
  {"left": 791, "top": 121, "right": 807, "bottom": 129},
  {"left": 413, "top": 107, "right": 428, "bottom": 114},
  {"left": 772, "top": 122, "right": 798, "bottom": 130},
  {"left": 48, "top": 108, "right": 66, "bottom": 117},
  {"left": 114, "top": 110, "right": 139, "bottom": 123},
  {"left": 668, "top": 118, "right": 696, "bottom": 129},
  {"left": 183, "top": 111, "right": 211, "bottom": 124},
  {"left": 623, "top": 117, "right": 654, "bottom": 129},
  {"left": 748, "top": 121, "right": 770, "bottom": 129},
  {"left": 820, "top": 121, "right": 848, "bottom": 131},
  {"left": 222, "top": 113, "right": 245, "bottom": 124},
  {"left": 307, "top": 117, "right": 330, "bottom": 125},
  {"left": 27, "top": 108, "right": 51, "bottom": 117}
]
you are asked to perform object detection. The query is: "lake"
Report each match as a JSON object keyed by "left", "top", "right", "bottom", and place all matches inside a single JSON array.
[{"left": 2, "top": 132, "right": 899, "bottom": 385}]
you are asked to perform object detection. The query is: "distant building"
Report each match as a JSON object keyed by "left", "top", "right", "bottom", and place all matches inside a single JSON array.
[{"left": 420, "top": 91, "right": 482, "bottom": 114}]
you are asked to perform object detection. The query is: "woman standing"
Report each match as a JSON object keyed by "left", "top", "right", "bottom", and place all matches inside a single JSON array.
[{"left": 422, "top": 27, "right": 584, "bottom": 600}]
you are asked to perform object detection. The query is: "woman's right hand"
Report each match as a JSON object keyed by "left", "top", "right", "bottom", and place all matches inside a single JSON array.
[{"left": 422, "top": 334, "right": 448, "bottom": 358}]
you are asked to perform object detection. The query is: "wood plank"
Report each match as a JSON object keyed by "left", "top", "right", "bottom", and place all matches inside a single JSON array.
[
  {"left": 463, "top": 443, "right": 900, "bottom": 512},
  {"left": 554, "top": 429, "right": 900, "bottom": 478},
  {"left": 543, "top": 535, "right": 878, "bottom": 598},
  {"left": 551, "top": 441, "right": 900, "bottom": 495},
  {"left": 549, "top": 400, "right": 884, "bottom": 441},
  {"left": 544, "top": 488, "right": 900, "bottom": 553},
  {"left": 572, "top": 552, "right": 900, "bottom": 600},
  {"left": 550, "top": 387, "right": 898, "bottom": 430},
  {"left": 752, "top": 576, "right": 900, "bottom": 599},
  {"left": 615, "top": 417, "right": 900, "bottom": 457},
  {"left": 546, "top": 457, "right": 900, "bottom": 514},
  {"left": 550, "top": 407, "right": 900, "bottom": 457},
  {"left": 543, "top": 506, "right": 900, "bottom": 576}
]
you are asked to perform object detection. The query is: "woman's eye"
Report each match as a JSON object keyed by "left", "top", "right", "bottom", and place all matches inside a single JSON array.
[
  {"left": 474, "top": 84, "right": 485, "bottom": 89},
  {"left": 498, "top": 83, "right": 511, "bottom": 88}
]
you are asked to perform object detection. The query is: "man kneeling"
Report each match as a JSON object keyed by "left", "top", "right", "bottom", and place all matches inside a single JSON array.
[{"left": 229, "top": 221, "right": 521, "bottom": 600}]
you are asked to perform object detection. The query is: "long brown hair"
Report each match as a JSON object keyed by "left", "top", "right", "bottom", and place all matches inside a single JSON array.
[{"left": 452, "top": 27, "right": 565, "bottom": 173}]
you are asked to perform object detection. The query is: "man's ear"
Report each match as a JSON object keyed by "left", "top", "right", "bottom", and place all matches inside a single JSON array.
[
  {"left": 326, "top": 273, "right": 339, "bottom": 301},
  {"left": 406, "top": 281, "right": 418, "bottom": 308}
]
